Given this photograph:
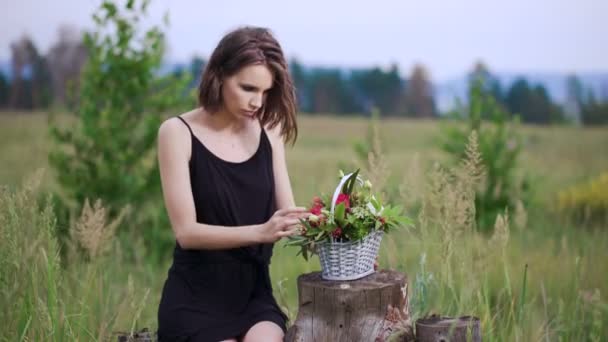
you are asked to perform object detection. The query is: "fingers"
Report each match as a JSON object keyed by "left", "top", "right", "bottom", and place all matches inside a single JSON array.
[
  {"left": 286, "top": 212, "right": 312, "bottom": 220},
  {"left": 283, "top": 218, "right": 301, "bottom": 227},
  {"left": 276, "top": 227, "right": 299, "bottom": 238},
  {"left": 275, "top": 206, "right": 308, "bottom": 217}
]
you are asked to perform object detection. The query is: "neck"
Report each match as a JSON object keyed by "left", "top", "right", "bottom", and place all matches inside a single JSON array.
[{"left": 199, "top": 107, "right": 253, "bottom": 133}]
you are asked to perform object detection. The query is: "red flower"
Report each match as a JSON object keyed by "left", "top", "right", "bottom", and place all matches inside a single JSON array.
[
  {"left": 310, "top": 196, "right": 325, "bottom": 215},
  {"left": 331, "top": 226, "right": 343, "bottom": 238},
  {"left": 379, "top": 217, "right": 386, "bottom": 225},
  {"left": 310, "top": 204, "right": 322, "bottom": 216},
  {"left": 336, "top": 193, "right": 350, "bottom": 208}
]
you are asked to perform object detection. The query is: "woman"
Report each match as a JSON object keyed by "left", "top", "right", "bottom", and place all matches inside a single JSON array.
[{"left": 157, "top": 26, "right": 309, "bottom": 341}]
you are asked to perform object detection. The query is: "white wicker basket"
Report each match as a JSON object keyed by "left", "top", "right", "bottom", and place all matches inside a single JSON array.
[
  {"left": 316, "top": 171, "right": 385, "bottom": 281},
  {"left": 317, "top": 230, "right": 384, "bottom": 280}
]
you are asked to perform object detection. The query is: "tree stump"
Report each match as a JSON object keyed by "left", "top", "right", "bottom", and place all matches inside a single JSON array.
[
  {"left": 415, "top": 316, "right": 481, "bottom": 342},
  {"left": 114, "top": 328, "right": 155, "bottom": 342},
  {"left": 285, "top": 270, "right": 413, "bottom": 342}
]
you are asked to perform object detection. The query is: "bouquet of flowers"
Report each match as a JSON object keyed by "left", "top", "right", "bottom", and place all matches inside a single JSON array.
[{"left": 287, "top": 169, "right": 413, "bottom": 280}]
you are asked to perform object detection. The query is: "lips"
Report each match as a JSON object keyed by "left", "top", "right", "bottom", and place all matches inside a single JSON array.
[{"left": 242, "top": 109, "right": 256, "bottom": 117}]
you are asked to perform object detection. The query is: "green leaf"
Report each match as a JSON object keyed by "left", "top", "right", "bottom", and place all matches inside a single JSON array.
[
  {"left": 335, "top": 203, "right": 346, "bottom": 226},
  {"left": 344, "top": 168, "right": 360, "bottom": 195}
]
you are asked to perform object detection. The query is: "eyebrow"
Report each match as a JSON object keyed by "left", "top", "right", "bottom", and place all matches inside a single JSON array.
[{"left": 239, "top": 82, "right": 272, "bottom": 92}]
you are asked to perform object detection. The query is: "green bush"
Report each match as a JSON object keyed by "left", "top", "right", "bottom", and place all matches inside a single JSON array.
[
  {"left": 49, "top": 0, "right": 190, "bottom": 263},
  {"left": 439, "top": 78, "right": 531, "bottom": 231}
]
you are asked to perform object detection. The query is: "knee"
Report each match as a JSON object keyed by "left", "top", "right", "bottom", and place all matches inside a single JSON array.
[{"left": 241, "top": 321, "right": 284, "bottom": 342}]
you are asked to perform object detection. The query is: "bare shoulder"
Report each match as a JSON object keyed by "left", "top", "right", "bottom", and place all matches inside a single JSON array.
[
  {"left": 157, "top": 114, "right": 193, "bottom": 160},
  {"left": 158, "top": 117, "right": 184, "bottom": 143},
  {"left": 264, "top": 121, "right": 285, "bottom": 147}
]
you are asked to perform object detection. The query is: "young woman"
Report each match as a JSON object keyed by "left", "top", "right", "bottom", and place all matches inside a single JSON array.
[{"left": 157, "top": 27, "right": 309, "bottom": 342}]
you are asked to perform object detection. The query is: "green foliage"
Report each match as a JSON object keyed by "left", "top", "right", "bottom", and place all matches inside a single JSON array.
[
  {"left": 0, "top": 71, "right": 8, "bottom": 107},
  {"left": 440, "top": 78, "right": 531, "bottom": 231},
  {"left": 504, "top": 78, "right": 565, "bottom": 124},
  {"left": 0, "top": 173, "right": 153, "bottom": 340},
  {"left": 580, "top": 93, "right": 608, "bottom": 125},
  {"left": 48, "top": 0, "right": 191, "bottom": 263},
  {"left": 286, "top": 170, "right": 414, "bottom": 260}
]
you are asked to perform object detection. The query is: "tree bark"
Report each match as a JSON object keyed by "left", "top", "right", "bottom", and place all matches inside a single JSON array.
[
  {"left": 415, "top": 316, "right": 481, "bottom": 342},
  {"left": 285, "top": 270, "right": 413, "bottom": 342}
]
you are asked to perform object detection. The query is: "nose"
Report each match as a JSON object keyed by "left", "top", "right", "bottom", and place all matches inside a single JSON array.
[{"left": 249, "top": 93, "right": 263, "bottom": 110}]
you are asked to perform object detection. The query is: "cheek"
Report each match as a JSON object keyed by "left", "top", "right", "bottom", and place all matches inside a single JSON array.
[{"left": 226, "top": 87, "right": 250, "bottom": 107}]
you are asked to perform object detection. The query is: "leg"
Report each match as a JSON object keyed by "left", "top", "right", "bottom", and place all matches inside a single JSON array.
[{"left": 241, "top": 321, "right": 284, "bottom": 342}]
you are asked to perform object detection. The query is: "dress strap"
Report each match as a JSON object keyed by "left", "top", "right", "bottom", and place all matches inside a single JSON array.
[{"left": 175, "top": 116, "right": 194, "bottom": 136}]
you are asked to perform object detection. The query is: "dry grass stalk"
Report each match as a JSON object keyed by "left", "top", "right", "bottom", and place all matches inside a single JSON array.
[{"left": 71, "top": 199, "right": 129, "bottom": 259}]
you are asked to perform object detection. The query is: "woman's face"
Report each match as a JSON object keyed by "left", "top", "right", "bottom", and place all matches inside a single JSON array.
[{"left": 221, "top": 64, "right": 274, "bottom": 121}]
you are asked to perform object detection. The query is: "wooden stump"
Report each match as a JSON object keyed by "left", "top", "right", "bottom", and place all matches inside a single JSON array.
[
  {"left": 415, "top": 316, "right": 481, "bottom": 342},
  {"left": 285, "top": 270, "right": 413, "bottom": 342},
  {"left": 114, "top": 328, "right": 155, "bottom": 342}
]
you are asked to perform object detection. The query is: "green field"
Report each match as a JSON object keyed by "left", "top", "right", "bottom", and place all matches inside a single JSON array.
[{"left": 1, "top": 111, "right": 607, "bottom": 341}]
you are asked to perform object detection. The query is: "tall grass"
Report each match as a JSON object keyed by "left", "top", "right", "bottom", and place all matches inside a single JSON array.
[
  {"left": 1, "top": 112, "right": 607, "bottom": 340},
  {"left": 0, "top": 170, "right": 154, "bottom": 341}
]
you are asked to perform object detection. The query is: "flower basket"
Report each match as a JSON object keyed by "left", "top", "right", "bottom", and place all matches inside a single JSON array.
[
  {"left": 286, "top": 169, "right": 413, "bottom": 281},
  {"left": 317, "top": 230, "right": 384, "bottom": 280}
]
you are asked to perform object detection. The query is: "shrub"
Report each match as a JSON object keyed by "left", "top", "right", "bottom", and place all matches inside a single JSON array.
[
  {"left": 49, "top": 0, "right": 190, "bottom": 263},
  {"left": 557, "top": 172, "right": 608, "bottom": 226},
  {"left": 439, "top": 78, "right": 530, "bottom": 231}
]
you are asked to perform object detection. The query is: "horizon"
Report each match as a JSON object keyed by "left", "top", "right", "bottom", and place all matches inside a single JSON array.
[{"left": 1, "top": 0, "right": 607, "bottom": 82}]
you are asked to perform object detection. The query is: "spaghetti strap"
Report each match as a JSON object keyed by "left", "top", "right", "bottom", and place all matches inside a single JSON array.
[{"left": 175, "top": 116, "right": 193, "bottom": 135}]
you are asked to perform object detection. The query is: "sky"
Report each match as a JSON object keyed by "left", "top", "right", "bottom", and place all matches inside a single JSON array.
[{"left": 1, "top": 0, "right": 607, "bottom": 81}]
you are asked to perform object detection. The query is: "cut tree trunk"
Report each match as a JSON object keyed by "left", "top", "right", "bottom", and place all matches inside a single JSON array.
[
  {"left": 415, "top": 316, "right": 481, "bottom": 342},
  {"left": 114, "top": 328, "right": 155, "bottom": 342},
  {"left": 285, "top": 270, "right": 413, "bottom": 342}
]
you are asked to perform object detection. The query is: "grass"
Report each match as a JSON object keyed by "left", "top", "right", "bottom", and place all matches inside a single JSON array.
[{"left": 1, "top": 110, "right": 607, "bottom": 341}]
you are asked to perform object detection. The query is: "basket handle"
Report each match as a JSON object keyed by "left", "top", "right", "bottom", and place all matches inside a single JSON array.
[
  {"left": 330, "top": 172, "right": 364, "bottom": 215},
  {"left": 329, "top": 172, "right": 384, "bottom": 217}
]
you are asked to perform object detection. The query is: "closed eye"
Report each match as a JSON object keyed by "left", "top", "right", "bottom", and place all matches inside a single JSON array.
[
  {"left": 241, "top": 85, "right": 256, "bottom": 92},
  {"left": 240, "top": 83, "right": 271, "bottom": 93}
]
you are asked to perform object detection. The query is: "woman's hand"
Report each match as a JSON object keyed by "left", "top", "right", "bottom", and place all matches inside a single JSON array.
[{"left": 256, "top": 207, "right": 310, "bottom": 243}]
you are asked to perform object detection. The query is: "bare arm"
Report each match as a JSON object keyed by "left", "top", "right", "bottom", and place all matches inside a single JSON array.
[
  {"left": 267, "top": 123, "right": 297, "bottom": 211},
  {"left": 157, "top": 117, "right": 307, "bottom": 250}
]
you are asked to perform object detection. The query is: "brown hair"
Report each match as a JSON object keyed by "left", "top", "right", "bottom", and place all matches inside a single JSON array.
[{"left": 198, "top": 26, "right": 298, "bottom": 144}]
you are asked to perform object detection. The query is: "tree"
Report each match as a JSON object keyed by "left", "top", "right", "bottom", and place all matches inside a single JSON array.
[
  {"left": 49, "top": 0, "right": 190, "bottom": 263},
  {"left": 9, "top": 36, "right": 35, "bottom": 109},
  {"left": 580, "top": 91, "right": 608, "bottom": 125},
  {"left": 403, "top": 64, "right": 436, "bottom": 118},
  {"left": 564, "top": 74, "right": 584, "bottom": 123},
  {"left": 6, "top": 35, "right": 53, "bottom": 110},
  {"left": 467, "top": 61, "right": 503, "bottom": 105},
  {"left": 46, "top": 25, "right": 87, "bottom": 107},
  {"left": 350, "top": 64, "right": 403, "bottom": 116},
  {"left": 189, "top": 55, "right": 206, "bottom": 85},
  {"left": 289, "top": 58, "right": 310, "bottom": 112},
  {"left": 0, "top": 71, "right": 9, "bottom": 107},
  {"left": 440, "top": 79, "right": 530, "bottom": 231},
  {"left": 566, "top": 75, "right": 608, "bottom": 125},
  {"left": 309, "top": 68, "right": 356, "bottom": 114},
  {"left": 504, "top": 78, "right": 564, "bottom": 124}
]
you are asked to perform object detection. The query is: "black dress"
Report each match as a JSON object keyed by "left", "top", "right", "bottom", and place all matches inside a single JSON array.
[{"left": 157, "top": 116, "right": 288, "bottom": 341}]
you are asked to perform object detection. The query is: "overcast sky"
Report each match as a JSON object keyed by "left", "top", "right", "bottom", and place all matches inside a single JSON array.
[{"left": 1, "top": 0, "right": 606, "bottom": 81}]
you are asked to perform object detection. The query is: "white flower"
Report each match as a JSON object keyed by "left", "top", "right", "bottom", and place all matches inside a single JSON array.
[
  {"left": 308, "top": 214, "right": 319, "bottom": 223},
  {"left": 364, "top": 180, "right": 372, "bottom": 189}
]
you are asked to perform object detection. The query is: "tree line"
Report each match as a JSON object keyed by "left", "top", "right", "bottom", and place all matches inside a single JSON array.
[{"left": 1, "top": 29, "right": 607, "bottom": 125}]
